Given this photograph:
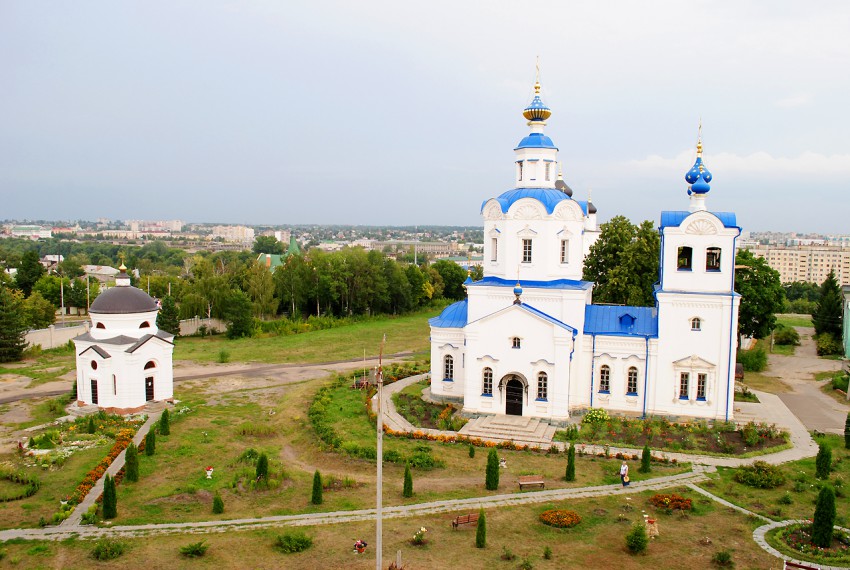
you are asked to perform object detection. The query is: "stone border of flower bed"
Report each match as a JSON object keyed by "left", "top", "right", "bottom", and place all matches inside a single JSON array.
[{"left": 755, "top": 519, "right": 850, "bottom": 569}]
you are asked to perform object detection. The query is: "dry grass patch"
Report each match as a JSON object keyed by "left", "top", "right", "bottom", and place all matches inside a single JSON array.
[{"left": 741, "top": 372, "right": 792, "bottom": 394}]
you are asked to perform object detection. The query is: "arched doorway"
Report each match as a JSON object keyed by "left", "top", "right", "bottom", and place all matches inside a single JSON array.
[{"left": 505, "top": 377, "right": 524, "bottom": 416}]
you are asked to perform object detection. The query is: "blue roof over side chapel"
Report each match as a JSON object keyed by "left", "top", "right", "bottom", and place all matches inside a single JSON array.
[
  {"left": 468, "top": 276, "right": 593, "bottom": 291},
  {"left": 482, "top": 188, "right": 588, "bottom": 216},
  {"left": 429, "top": 299, "right": 468, "bottom": 328},
  {"left": 660, "top": 211, "right": 738, "bottom": 230},
  {"left": 584, "top": 305, "right": 658, "bottom": 337}
]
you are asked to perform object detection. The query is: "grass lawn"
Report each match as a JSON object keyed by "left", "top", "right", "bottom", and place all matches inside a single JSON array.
[
  {"left": 0, "top": 346, "right": 75, "bottom": 389},
  {"left": 173, "top": 307, "right": 437, "bottom": 364},
  {"left": 696, "top": 434, "right": 850, "bottom": 524},
  {"left": 0, "top": 487, "right": 778, "bottom": 569},
  {"left": 776, "top": 314, "right": 813, "bottom": 328},
  {"left": 741, "top": 372, "right": 792, "bottom": 394}
]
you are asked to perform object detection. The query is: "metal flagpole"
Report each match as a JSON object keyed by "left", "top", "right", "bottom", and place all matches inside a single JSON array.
[{"left": 376, "top": 334, "right": 385, "bottom": 570}]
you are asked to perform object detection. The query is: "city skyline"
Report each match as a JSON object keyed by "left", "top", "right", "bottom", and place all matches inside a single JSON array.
[{"left": 2, "top": 2, "right": 848, "bottom": 232}]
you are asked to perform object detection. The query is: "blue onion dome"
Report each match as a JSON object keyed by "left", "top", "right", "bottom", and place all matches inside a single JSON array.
[
  {"left": 691, "top": 171, "right": 711, "bottom": 194},
  {"left": 522, "top": 81, "right": 552, "bottom": 121},
  {"left": 685, "top": 138, "right": 712, "bottom": 190},
  {"left": 513, "top": 281, "right": 523, "bottom": 304}
]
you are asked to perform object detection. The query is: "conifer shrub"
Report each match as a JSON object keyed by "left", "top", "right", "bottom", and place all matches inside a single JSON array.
[
  {"left": 124, "top": 443, "right": 139, "bottom": 483},
  {"left": 91, "top": 538, "right": 125, "bottom": 561},
  {"left": 256, "top": 453, "right": 269, "bottom": 481},
  {"left": 734, "top": 461, "right": 785, "bottom": 488},
  {"left": 274, "top": 531, "right": 313, "bottom": 554},
  {"left": 565, "top": 445, "right": 575, "bottom": 482},
  {"left": 845, "top": 412, "right": 850, "bottom": 450},
  {"left": 403, "top": 463, "right": 413, "bottom": 498},
  {"left": 179, "top": 540, "right": 208, "bottom": 558},
  {"left": 145, "top": 430, "right": 156, "bottom": 456},
  {"left": 475, "top": 509, "right": 486, "bottom": 548},
  {"left": 625, "top": 521, "right": 649, "bottom": 554},
  {"left": 816, "top": 443, "right": 832, "bottom": 479},
  {"left": 485, "top": 449, "right": 500, "bottom": 490},
  {"left": 102, "top": 475, "right": 117, "bottom": 519},
  {"left": 639, "top": 445, "right": 651, "bottom": 473},
  {"left": 87, "top": 416, "right": 96, "bottom": 434},
  {"left": 812, "top": 485, "right": 836, "bottom": 548},
  {"left": 212, "top": 492, "right": 224, "bottom": 514},
  {"left": 711, "top": 549, "right": 734, "bottom": 567},
  {"left": 468, "top": 445, "right": 475, "bottom": 458},
  {"left": 159, "top": 409, "right": 170, "bottom": 435},
  {"left": 311, "top": 470, "right": 323, "bottom": 505}
]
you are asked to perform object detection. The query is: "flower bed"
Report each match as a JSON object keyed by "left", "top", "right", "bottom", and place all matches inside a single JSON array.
[
  {"left": 649, "top": 493, "right": 692, "bottom": 511},
  {"left": 0, "top": 469, "right": 40, "bottom": 502},
  {"left": 773, "top": 523, "right": 850, "bottom": 564},
  {"left": 70, "top": 427, "right": 137, "bottom": 504},
  {"left": 539, "top": 509, "right": 582, "bottom": 528}
]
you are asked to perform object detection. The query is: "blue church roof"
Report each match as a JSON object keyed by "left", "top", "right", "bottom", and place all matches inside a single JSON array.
[
  {"left": 584, "top": 305, "right": 658, "bottom": 337},
  {"left": 659, "top": 211, "right": 738, "bottom": 230},
  {"left": 519, "top": 303, "right": 576, "bottom": 333},
  {"left": 429, "top": 299, "right": 468, "bottom": 328},
  {"left": 483, "top": 188, "right": 588, "bottom": 216},
  {"left": 515, "top": 133, "right": 558, "bottom": 150},
  {"left": 468, "top": 276, "right": 593, "bottom": 291}
]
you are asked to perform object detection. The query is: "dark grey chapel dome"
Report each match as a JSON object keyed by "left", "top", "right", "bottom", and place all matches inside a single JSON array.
[{"left": 89, "top": 286, "right": 158, "bottom": 314}]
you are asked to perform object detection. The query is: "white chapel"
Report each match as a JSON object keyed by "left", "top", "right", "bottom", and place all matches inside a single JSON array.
[
  {"left": 73, "top": 265, "right": 174, "bottom": 413},
  {"left": 429, "top": 78, "right": 741, "bottom": 423}
]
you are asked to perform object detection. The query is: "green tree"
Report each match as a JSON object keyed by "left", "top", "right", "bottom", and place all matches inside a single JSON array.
[
  {"left": 124, "top": 443, "right": 139, "bottom": 483},
  {"left": 583, "top": 216, "right": 659, "bottom": 306},
  {"left": 625, "top": 521, "right": 648, "bottom": 554},
  {"left": 845, "top": 412, "right": 850, "bottom": 450},
  {"left": 475, "top": 509, "right": 487, "bottom": 548},
  {"left": 639, "top": 445, "right": 651, "bottom": 474},
  {"left": 252, "top": 236, "right": 283, "bottom": 255},
  {"left": 311, "top": 470, "right": 323, "bottom": 505},
  {"left": 485, "top": 449, "right": 500, "bottom": 490},
  {"left": 102, "top": 474, "right": 117, "bottom": 519},
  {"left": 159, "top": 409, "right": 170, "bottom": 435},
  {"left": 813, "top": 269, "right": 843, "bottom": 338},
  {"left": 565, "top": 445, "right": 576, "bottom": 482},
  {"left": 735, "top": 249, "right": 785, "bottom": 339},
  {"left": 815, "top": 443, "right": 832, "bottom": 479},
  {"left": 212, "top": 492, "right": 224, "bottom": 514},
  {"left": 15, "top": 251, "right": 45, "bottom": 297},
  {"left": 224, "top": 290, "right": 256, "bottom": 339},
  {"left": 431, "top": 259, "right": 467, "bottom": 300},
  {"left": 156, "top": 296, "right": 181, "bottom": 336},
  {"left": 256, "top": 453, "right": 269, "bottom": 481},
  {"left": 145, "top": 430, "right": 156, "bottom": 456},
  {"left": 0, "top": 285, "right": 27, "bottom": 363},
  {"left": 87, "top": 416, "right": 96, "bottom": 434},
  {"left": 246, "top": 264, "right": 279, "bottom": 319},
  {"left": 21, "top": 291, "right": 56, "bottom": 329},
  {"left": 403, "top": 463, "right": 413, "bottom": 498},
  {"left": 812, "top": 485, "right": 836, "bottom": 548}
]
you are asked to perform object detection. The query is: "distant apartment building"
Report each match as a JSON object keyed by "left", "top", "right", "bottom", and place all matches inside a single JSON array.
[
  {"left": 259, "top": 229, "right": 291, "bottom": 244},
  {"left": 350, "top": 239, "right": 461, "bottom": 257},
  {"left": 127, "top": 219, "right": 184, "bottom": 233},
  {"left": 10, "top": 225, "right": 52, "bottom": 239},
  {"left": 746, "top": 244, "right": 850, "bottom": 285},
  {"left": 210, "top": 225, "right": 255, "bottom": 244}
]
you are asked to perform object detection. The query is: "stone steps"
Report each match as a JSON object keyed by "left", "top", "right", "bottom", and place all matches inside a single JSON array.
[{"left": 459, "top": 415, "right": 557, "bottom": 446}]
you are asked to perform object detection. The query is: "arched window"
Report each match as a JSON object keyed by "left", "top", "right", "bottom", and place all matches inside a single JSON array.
[
  {"left": 95, "top": 322, "right": 106, "bottom": 329},
  {"left": 537, "top": 372, "right": 548, "bottom": 400},
  {"left": 706, "top": 247, "right": 721, "bottom": 271},
  {"left": 599, "top": 365, "right": 610, "bottom": 392},
  {"left": 517, "top": 161, "right": 523, "bottom": 181},
  {"left": 443, "top": 355, "right": 454, "bottom": 380},
  {"left": 679, "top": 372, "right": 690, "bottom": 399},
  {"left": 139, "top": 321, "right": 151, "bottom": 329},
  {"left": 482, "top": 368, "right": 493, "bottom": 395},
  {"left": 691, "top": 317, "right": 701, "bottom": 331},
  {"left": 677, "top": 246, "right": 693, "bottom": 270},
  {"left": 91, "top": 360, "right": 98, "bottom": 370},
  {"left": 144, "top": 361, "right": 156, "bottom": 370},
  {"left": 627, "top": 367, "right": 639, "bottom": 395},
  {"left": 511, "top": 337, "right": 521, "bottom": 349}
]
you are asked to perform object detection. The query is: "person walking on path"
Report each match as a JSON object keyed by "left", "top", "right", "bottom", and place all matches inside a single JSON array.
[{"left": 620, "top": 461, "right": 630, "bottom": 486}]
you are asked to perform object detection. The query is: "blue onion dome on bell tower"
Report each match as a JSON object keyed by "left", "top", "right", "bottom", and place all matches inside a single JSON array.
[
  {"left": 522, "top": 80, "right": 552, "bottom": 122},
  {"left": 685, "top": 124, "right": 712, "bottom": 195},
  {"left": 513, "top": 280, "right": 523, "bottom": 304}
]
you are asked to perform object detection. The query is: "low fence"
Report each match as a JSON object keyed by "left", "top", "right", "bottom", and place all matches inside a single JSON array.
[
  {"left": 178, "top": 317, "right": 227, "bottom": 336},
  {"left": 25, "top": 323, "right": 90, "bottom": 350}
]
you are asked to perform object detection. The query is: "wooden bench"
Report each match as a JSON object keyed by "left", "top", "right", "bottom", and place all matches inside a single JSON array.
[
  {"left": 350, "top": 379, "right": 370, "bottom": 390},
  {"left": 518, "top": 475, "right": 545, "bottom": 490},
  {"left": 451, "top": 513, "right": 479, "bottom": 529},
  {"left": 784, "top": 561, "right": 820, "bottom": 570}
]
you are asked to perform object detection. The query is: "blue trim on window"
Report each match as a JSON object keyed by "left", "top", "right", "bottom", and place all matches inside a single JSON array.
[
  {"left": 679, "top": 395, "right": 689, "bottom": 400},
  {"left": 442, "top": 378, "right": 453, "bottom": 382},
  {"left": 696, "top": 397, "right": 707, "bottom": 401},
  {"left": 482, "top": 393, "right": 493, "bottom": 397},
  {"left": 626, "top": 392, "right": 638, "bottom": 396},
  {"left": 706, "top": 269, "right": 721, "bottom": 273},
  {"left": 677, "top": 267, "right": 692, "bottom": 272},
  {"left": 535, "top": 398, "right": 548, "bottom": 402},
  {"left": 598, "top": 390, "right": 610, "bottom": 395}
]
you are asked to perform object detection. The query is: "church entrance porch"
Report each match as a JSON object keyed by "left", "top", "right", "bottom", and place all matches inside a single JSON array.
[
  {"left": 505, "top": 377, "right": 524, "bottom": 416},
  {"left": 145, "top": 377, "right": 155, "bottom": 401}
]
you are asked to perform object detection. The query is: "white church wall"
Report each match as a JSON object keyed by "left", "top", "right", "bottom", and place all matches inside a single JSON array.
[
  {"left": 90, "top": 309, "right": 159, "bottom": 340},
  {"left": 429, "top": 329, "right": 466, "bottom": 400}
]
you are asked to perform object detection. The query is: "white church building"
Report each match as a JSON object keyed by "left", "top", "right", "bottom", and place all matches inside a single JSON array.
[
  {"left": 429, "top": 79, "right": 741, "bottom": 423},
  {"left": 73, "top": 265, "right": 174, "bottom": 414}
]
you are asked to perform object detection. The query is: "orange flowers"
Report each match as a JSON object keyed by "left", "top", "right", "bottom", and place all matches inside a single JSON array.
[{"left": 539, "top": 509, "right": 582, "bottom": 528}]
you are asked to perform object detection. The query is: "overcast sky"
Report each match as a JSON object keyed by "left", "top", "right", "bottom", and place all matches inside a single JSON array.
[{"left": 2, "top": 1, "right": 848, "bottom": 233}]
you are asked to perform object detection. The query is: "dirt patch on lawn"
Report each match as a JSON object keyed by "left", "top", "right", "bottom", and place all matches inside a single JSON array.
[{"left": 150, "top": 490, "right": 213, "bottom": 505}]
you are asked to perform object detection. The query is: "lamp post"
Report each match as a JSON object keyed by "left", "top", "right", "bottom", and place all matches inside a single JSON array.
[{"left": 375, "top": 334, "right": 385, "bottom": 570}]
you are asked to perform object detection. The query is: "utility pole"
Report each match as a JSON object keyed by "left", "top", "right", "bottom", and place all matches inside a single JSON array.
[{"left": 375, "top": 334, "right": 385, "bottom": 570}]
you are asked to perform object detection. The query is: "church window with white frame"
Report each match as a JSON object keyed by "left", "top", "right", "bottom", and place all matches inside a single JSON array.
[
  {"left": 560, "top": 239, "right": 569, "bottom": 264},
  {"left": 691, "top": 317, "right": 701, "bottom": 331},
  {"left": 677, "top": 246, "right": 693, "bottom": 270},
  {"left": 517, "top": 161, "right": 523, "bottom": 181},
  {"left": 545, "top": 162, "right": 551, "bottom": 181},
  {"left": 697, "top": 373, "right": 707, "bottom": 400},
  {"left": 443, "top": 355, "right": 454, "bottom": 380},
  {"left": 679, "top": 372, "right": 690, "bottom": 399},
  {"left": 537, "top": 372, "right": 548, "bottom": 400},
  {"left": 706, "top": 247, "right": 721, "bottom": 271},
  {"left": 522, "top": 239, "right": 533, "bottom": 263},
  {"left": 627, "top": 366, "right": 638, "bottom": 394},
  {"left": 482, "top": 367, "right": 493, "bottom": 395},
  {"left": 511, "top": 336, "right": 521, "bottom": 349},
  {"left": 599, "top": 365, "right": 610, "bottom": 392},
  {"left": 491, "top": 238, "right": 498, "bottom": 262}
]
